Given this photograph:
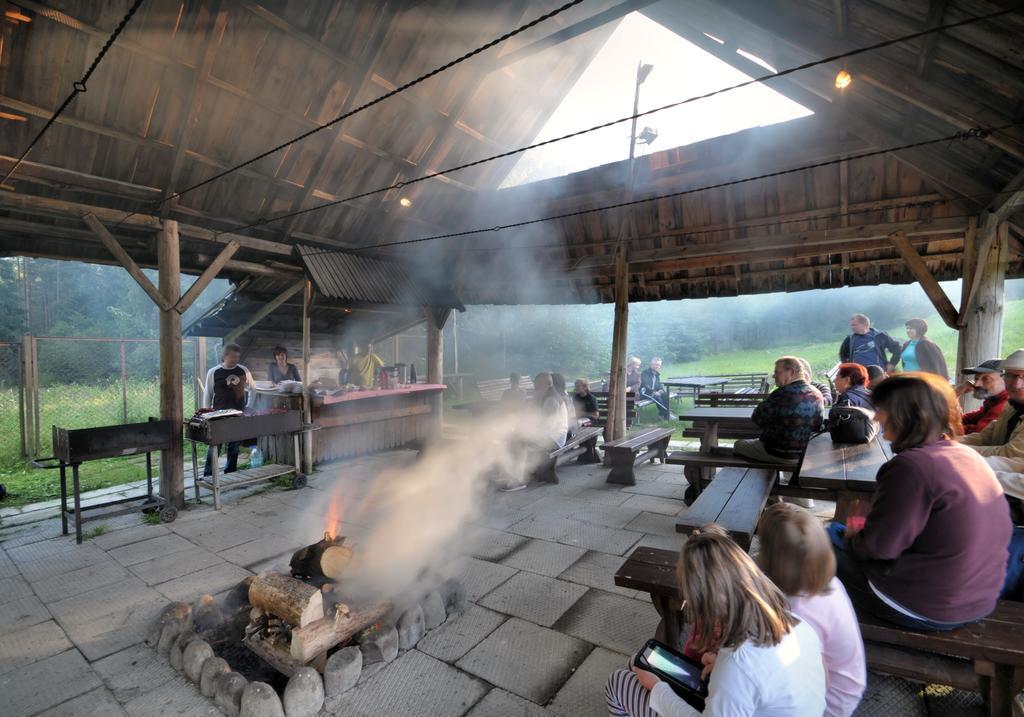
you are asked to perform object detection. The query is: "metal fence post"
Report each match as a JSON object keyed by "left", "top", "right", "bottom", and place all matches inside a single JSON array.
[
  {"left": 31, "top": 335, "right": 40, "bottom": 457},
  {"left": 120, "top": 340, "right": 128, "bottom": 423},
  {"left": 17, "top": 339, "right": 27, "bottom": 457}
]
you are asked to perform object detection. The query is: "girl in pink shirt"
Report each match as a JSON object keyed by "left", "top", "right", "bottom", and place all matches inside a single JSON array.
[{"left": 758, "top": 503, "right": 867, "bottom": 717}]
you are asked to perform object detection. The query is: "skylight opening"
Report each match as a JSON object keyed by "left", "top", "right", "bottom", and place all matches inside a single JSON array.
[
  {"left": 736, "top": 48, "right": 777, "bottom": 73},
  {"left": 500, "top": 13, "right": 812, "bottom": 188},
  {"left": 703, "top": 32, "right": 725, "bottom": 44}
]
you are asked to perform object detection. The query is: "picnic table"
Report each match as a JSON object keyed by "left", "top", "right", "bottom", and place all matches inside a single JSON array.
[
  {"left": 798, "top": 431, "right": 892, "bottom": 522},
  {"left": 662, "top": 376, "right": 729, "bottom": 398},
  {"left": 678, "top": 406, "right": 758, "bottom": 453}
]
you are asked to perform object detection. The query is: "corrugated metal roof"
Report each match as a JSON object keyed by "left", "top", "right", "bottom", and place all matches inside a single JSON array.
[{"left": 297, "top": 246, "right": 463, "bottom": 310}]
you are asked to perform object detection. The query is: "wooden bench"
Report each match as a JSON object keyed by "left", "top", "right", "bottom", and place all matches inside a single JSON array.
[
  {"left": 602, "top": 427, "right": 674, "bottom": 486},
  {"left": 673, "top": 467, "right": 776, "bottom": 550},
  {"left": 591, "top": 392, "right": 638, "bottom": 431},
  {"left": 453, "top": 376, "right": 534, "bottom": 416},
  {"left": 532, "top": 425, "right": 603, "bottom": 484},
  {"left": 860, "top": 602, "right": 1024, "bottom": 716},
  {"left": 614, "top": 546, "right": 684, "bottom": 649}
]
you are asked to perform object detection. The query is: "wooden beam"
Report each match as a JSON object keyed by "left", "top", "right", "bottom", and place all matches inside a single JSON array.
[
  {"left": 832, "top": 0, "right": 847, "bottom": 35},
  {"left": 0, "top": 154, "right": 161, "bottom": 201},
  {"left": 889, "top": 230, "right": 959, "bottom": 328},
  {"left": 224, "top": 280, "right": 306, "bottom": 344},
  {"left": 83, "top": 214, "right": 171, "bottom": 311},
  {"left": 916, "top": 0, "right": 947, "bottom": 76},
  {"left": 158, "top": 220, "right": 185, "bottom": 509},
  {"left": 962, "top": 169, "right": 1024, "bottom": 320},
  {"left": 175, "top": 240, "right": 240, "bottom": 314}
]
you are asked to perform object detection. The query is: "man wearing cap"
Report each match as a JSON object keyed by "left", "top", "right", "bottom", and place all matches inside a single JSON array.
[
  {"left": 959, "top": 349, "right": 1024, "bottom": 460},
  {"left": 955, "top": 359, "right": 1009, "bottom": 434}
]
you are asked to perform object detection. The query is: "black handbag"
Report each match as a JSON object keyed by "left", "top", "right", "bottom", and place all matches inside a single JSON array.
[{"left": 828, "top": 405, "right": 878, "bottom": 444}]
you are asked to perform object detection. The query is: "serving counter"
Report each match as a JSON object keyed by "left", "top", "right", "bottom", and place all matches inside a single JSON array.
[{"left": 252, "top": 384, "right": 445, "bottom": 465}]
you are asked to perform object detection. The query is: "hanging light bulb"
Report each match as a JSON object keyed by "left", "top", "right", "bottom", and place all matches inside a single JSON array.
[
  {"left": 835, "top": 69, "right": 852, "bottom": 90},
  {"left": 398, "top": 197, "right": 412, "bottom": 208}
]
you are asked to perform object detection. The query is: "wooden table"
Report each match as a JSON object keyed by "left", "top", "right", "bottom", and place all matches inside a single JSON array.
[
  {"left": 678, "top": 406, "right": 758, "bottom": 486},
  {"left": 663, "top": 376, "right": 729, "bottom": 398},
  {"left": 798, "top": 431, "right": 892, "bottom": 522}
]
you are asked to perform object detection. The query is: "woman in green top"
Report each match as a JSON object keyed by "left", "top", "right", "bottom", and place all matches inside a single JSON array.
[{"left": 901, "top": 318, "right": 948, "bottom": 379}]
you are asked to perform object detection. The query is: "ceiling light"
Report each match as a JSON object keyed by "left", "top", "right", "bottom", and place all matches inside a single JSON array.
[
  {"left": 835, "top": 69, "right": 852, "bottom": 90},
  {"left": 0, "top": 111, "right": 27, "bottom": 121},
  {"left": 398, "top": 197, "right": 412, "bottom": 208},
  {"left": 5, "top": 10, "right": 32, "bottom": 22}
]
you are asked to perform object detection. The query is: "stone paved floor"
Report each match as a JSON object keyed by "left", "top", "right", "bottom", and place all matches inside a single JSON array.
[{"left": 0, "top": 451, "right": 985, "bottom": 716}]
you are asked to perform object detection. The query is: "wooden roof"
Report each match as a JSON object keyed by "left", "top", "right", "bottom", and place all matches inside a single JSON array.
[{"left": 1, "top": 0, "right": 1022, "bottom": 305}]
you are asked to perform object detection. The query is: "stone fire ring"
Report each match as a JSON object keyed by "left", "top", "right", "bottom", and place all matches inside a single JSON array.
[{"left": 147, "top": 574, "right": 468, "bottom": 716}]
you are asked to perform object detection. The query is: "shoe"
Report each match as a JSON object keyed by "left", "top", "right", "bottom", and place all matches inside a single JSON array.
[{"left": 499, "top": 484, "right": 528, "bottom": 492}]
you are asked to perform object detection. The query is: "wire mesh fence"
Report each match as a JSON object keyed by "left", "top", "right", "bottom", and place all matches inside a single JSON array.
[{"left": 8, "top": 336, "right": 202, "bottom": 463}]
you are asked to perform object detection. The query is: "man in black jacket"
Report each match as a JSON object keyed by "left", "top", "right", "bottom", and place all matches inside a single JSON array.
[
  {"left": 839, "top": 314, "right": 902, "bottom": 371},
  {"left": 640, "top": 357, "right": 670, "bottom": 419}
]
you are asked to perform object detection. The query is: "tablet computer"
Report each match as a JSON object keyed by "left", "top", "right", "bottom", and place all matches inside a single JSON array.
[{"left": 633, "top": 638, "right": 708, "bottom": 710}]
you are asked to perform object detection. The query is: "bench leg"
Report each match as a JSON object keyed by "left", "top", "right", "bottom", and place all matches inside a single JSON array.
[
  {"left": 658, "top": 437, "right": 670, "bottom": 463},
  {"left": 534, "top": 457, "right": 559, "bottom": 484},
  {"left": 977, "top": 660, "right": 1013, "bottom": 717},
  {"left": 606, "top": 450, "right": 637, "bottom": 486},
  {"left": 578, "top": 435, "right": 600, "bottom": 464},
  {"left": 651, "top": 595, "right": 684, "bottom": 652}
]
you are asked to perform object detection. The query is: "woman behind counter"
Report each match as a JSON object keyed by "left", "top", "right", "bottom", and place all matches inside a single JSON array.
[{"left": 268, "top": 345, "right": 300, "bottom": 383}]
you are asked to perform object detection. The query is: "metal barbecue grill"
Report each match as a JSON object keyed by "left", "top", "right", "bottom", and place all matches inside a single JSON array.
[
  {"left": 33, "top": 420, "right": 177, "bottom": 543},
  {"left": 185, "top": 409, "right": 305, "bottom": 509}
]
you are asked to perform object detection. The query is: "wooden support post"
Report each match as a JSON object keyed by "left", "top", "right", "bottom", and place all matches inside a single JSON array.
[
  {"left": 956, "top": 217, "right": 978, "bottom": 382},
  {"left": 957, "top": 221, "right": 1008, "bottom": 391},
  {"left": 426, "top": 309, "right": 449, "bottom": 430},
  {"left": 889, "top": 230, "right": 959, "bottom": 329},
  {"left": 608, "top": 244, "right": 630, "bottom": 441},
  {"left": 224, "top": 279, "right": 305, "bottom": 344},
  {"left": 174, "top": 239, "right": 239, "bottom": 314},
  {"left": 158, "top": 220, "right": 185, "bottom": 509},
  {"left": 301, "top": 279, "right": 313, "bottom": 475},
  {"left": 83, "top": 214, "right": 170, "bottom": 311}
]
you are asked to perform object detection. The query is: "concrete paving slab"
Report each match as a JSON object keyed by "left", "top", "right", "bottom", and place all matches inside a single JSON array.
[
  {"left": 557, "top": 550, "right": 641, "bottom": 599},
  {"left": 620, "top": 494, "right": 687, "bottom": 516},
  {"left": 90, "top": 524, "right": 170, "bottom": 551},
  {"left": 464, "top": 527, "right": 529, "bottom": 562},
  {"left": 59, "top": 598, "right": 163, "bottom": 661},
  {"left": 121, "top": 674, "right": 220, "bottom": 717},
  {"left": 634, "top": 533, "right": 686, "bottom": 553},
  {"left": 168, "top": 514, "right": 270, "bottom": 553},
  {"left": 128, "top": 548, "right": 225, "bottom": 585},
  {"left": 0, "top": 619, "right": 72, "bottom": 676},
  {"left": 328, "top": 649, "right": 487, "bottom": 717},
  {"left": 0, "top": 546, "right": 18, "bottom": 578},
  {"left": 47, "top": 576, "right": 156, "bottom": 626},
  {"left": 548, "top": 646, "right": 629, "bottom": 717},
  {"left": 94, "top": 644, "right": 178, "bottom": 702},
  {"left": 8, "top": 539, "right": 109, "bottom": 582},
  {"left": 37, "top": 686, "right": 128, "bottom": 716},
  {"left": 472, "top": 507, "right": 535, "bottom": 532},
  {"left": 0, "top": 593, "right": 52, "bottom": 631},
  {"left": 0, "top": 648, "right": 102, "bottom": 717},
  {"left": 507, "top": 516, "right": 571, "bottom": 542},
  {"left": 216, "top": 535, "right": 298, "bottom": 568},
  {"left": 574, "top": 488, "right": 632, "bottom": 506},
  {"left": 556, "top": 520, "right": 642, "bottom": 556},
  {"left": 416, "top": 604, "right": 507, "bottom": 664},
  {"left": 31, "top": 559, "right": 131, "bottom": 602},
  {"left": 554, "top": 589, "right": 660, "bottom": 655},
  {"left": 621, "top": 482, "right": 686, "bottom": 498},
  {"left": 0, "top": 518, "right": 66, "bottom": 549},
  {"left": 0, "top": 573, "right": 34, "bottom": 605},
  {"left": 624, "top": 511, "right": 680, "bottom": 537},
  {"left": 465, "top": 688, "right": 553, "bottom": 716},
  {"left": 454, "top": 557, "right": 518, "bottom": 602},
  {"left": 155, "top": 562, "right": 253, "bottom": 603},
  {"left": 479, "top": 571, "right": 587, "bottom": 628},
  {"left": 500, "top": 539, "right": 586, "bottom": 578},
  {"left": 108, "top": 534, "right": 195, "bottom": 567},
  {"left": 457, "top": 618, "right": 592, "bottom": 704}
]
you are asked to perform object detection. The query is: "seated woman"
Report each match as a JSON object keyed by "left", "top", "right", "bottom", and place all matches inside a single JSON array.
[
  {"left": 833, "top": 363, "right": 872, "bottom": 408},
  {"left": 606, "top": 527, "right": 825, "bottom": 716},
  {"left": 758, "top": 504, "right": 866, "bottom": 717},
  {"left": 573, "top": 378, "right": 599, "bottom": 425},
  {"left": 832, "top": 372, "right": 1011, "bottom": 630},
  {"left": 268, "top": 345, "right": 300, "bottom": 383}
]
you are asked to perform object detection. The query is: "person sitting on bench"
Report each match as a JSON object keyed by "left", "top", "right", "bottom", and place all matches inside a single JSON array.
[
  {"left": 864, "top": 364, "right": 887, "bottom": 389},
  {"left": 958, "top": 349, "right": 1024, "bottom": 460},
  {"left": 758, "top": 503, "right": 866, "bottom": 717},
  {"left": 626, "top": 357, "right": 642, "bottom": 392},
  {"left": 606, "top": 527, "right": 826, "bottom": 716},
  {"left": 833, "top": 363, "right": 873, "bottom": 409},
  {"left": 533, "top": 372, "right": 568, "bottom": 450},
  {"left": 551, "top": 373, "right": 574, "bottom": 440},
  {"left": 799, "top": 357, "right": 833, "bottom": 406},
  {"left": 573, "top": 378, "right": 599, "bottom": 426},
  {"left": 500, "top": 372, "right": 528, "bottom": 406},
  {"left": 831, "top": 373, "right": 1012, "bottom": 631},
  {"left": 954, "top": 359, "right": 1007, "bottom": 434},
  {"left": 734, "top": 356, "right": 824, "bottom": 466},
  {"left": 640, "top": 357, "right": 670, "bottom": 420}
]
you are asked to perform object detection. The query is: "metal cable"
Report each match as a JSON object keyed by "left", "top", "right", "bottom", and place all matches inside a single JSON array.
[{"left": 1, "top": 0, "right": 146, "bottom": 186}]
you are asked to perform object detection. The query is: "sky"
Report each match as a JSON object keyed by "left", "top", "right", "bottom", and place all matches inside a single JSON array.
[{"left": 501, "top": 12, "right": 813, "bottom": 187}]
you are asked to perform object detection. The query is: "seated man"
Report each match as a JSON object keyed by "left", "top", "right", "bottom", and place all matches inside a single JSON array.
[
  {"left": 572, "top": 378, "right": 599, "bottom": 425},
  {"left": 625, "top": 357, "right": 642, "bottom": 393},
  {"left": 955, "top": 359, "right": 1008, "bottom": 434},
  {"left": 639, "top": 357, "right": 670, "bottom": 419},
  {"left": 734, "top": 355, "right": 824, "bottom": 466},
  {"left": 959, "top": 349, "right": 1024, "bottom": 460},
  {"left": 500, "top": 372, "right": 528, "bottom": 405},
  {"left": 865, "top": 364, "right": 887, "bottom": 389}
]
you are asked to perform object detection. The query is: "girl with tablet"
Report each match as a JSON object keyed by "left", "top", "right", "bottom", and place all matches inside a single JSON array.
[{"left": 606, "top": 527, "right": 826, "bottom": 716}]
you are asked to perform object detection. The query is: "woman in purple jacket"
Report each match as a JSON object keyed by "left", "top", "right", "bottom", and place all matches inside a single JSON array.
[{"left": 832, "top": 372, "right": 1011, "bottom": 630}]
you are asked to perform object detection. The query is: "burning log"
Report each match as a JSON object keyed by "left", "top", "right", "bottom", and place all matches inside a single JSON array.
[
  {"left": 248, "top": 573, "right": 324, "bottom": 628},
  {"left": 320, "top": 545, "right": 353, "bottom": 580},
  {"left": 289, "top": 600, "right": 393, "bottom": 663},
  {"left": 290, "top": 533, "right": 349, "bottom": 581}
]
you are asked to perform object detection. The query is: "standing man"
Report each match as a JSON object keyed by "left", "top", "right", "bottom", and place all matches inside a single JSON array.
[
  {"left": 202, "top": 343, "right": 255, "bottom": 476},
  {"left": 734, "top": 356, "right": 824, "bottom": 466},
  {"left": 640, "top": 357, "right": 670, "bottom": 419},
  {"left": 347, "top": 342, "right": 384, "bottom": 388},
  {"left": 955, "top": 359, "right": 1008, "bottom": 434},
  {"left": 839, "top": 314, "right": 902, "bottom": 371},
  {"left": 959, "top": 349, "right": 1024, "bottom": 459}
]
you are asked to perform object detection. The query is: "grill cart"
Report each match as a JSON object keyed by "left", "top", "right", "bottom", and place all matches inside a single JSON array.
[
  {"left": 186, "top": 409, "right": 305, "bottom": 509},
  {"left": 33, "top": 420, "right": 177, "bottom": 544}
]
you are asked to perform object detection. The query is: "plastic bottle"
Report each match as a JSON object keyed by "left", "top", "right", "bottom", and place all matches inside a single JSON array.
[{"left": 249, "top": 445, "right": 263, "bottom": 468}]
